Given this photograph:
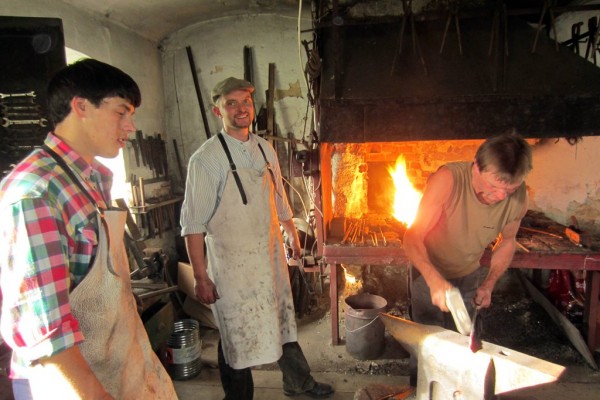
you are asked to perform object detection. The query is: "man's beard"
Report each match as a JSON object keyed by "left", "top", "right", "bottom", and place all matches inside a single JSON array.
[{"left": 232, "top": 114, "right": 252, "bottom": 129}]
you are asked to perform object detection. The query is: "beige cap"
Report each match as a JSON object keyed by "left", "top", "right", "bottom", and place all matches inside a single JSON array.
[{"left": 211, "top": 77, "right": 254, "bottom": 104}]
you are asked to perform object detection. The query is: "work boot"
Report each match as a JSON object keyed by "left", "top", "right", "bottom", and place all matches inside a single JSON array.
[{"left": 284, "top": 382, "right": 334, "bottom": 398}]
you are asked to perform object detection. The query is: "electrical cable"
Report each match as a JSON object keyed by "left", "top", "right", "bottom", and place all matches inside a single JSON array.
[
  {"left": 282, "top": 175, "right": 309, "bottom": 220},
  {"left": 301, "top": 172, "right": 323, "bottom": 218}
]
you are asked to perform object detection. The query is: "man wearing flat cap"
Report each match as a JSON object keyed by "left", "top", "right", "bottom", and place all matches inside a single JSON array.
[{"left": 180, "top": 77, "right": 334, "bottom": 399}]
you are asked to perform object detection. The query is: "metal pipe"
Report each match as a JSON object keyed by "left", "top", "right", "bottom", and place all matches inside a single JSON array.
[{"left": 186, "top": 46, "right": 211, "bottom": 139}]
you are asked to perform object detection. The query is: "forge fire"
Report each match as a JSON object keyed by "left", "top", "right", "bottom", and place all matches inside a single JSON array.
[{"left": 322, "top": 140, "right": 483, "bottom": 246}]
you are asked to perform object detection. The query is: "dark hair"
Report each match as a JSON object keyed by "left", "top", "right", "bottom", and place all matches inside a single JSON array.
[
  {"left": 475, "top": 132, "right": 533, "bottom": 184},
  {"left": 47, "top": 58, "right": 141, "bottom": 125}
]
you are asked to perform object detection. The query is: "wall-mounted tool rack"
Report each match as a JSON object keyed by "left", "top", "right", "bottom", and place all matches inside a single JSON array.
[
  {"left": 130, "top": 196, "right": 184, "bottom": 239},
  {"left": 0, "top": 17, "right": 66, "bottom": 178}
]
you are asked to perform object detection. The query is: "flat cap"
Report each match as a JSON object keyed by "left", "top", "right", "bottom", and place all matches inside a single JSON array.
[{"left": 211, "top": 77, "right": 254, "bottom": 104}]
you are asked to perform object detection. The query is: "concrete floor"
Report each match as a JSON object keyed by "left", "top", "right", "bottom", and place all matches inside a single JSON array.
[
  {"left": 172, "top": 312, "right": 413, "bottom": 400},
  {"left": 3, "top": 280, "right": 600, "bottom": 399},
  {"left": 171, "top": 291, "right": 600, "bottom": 400}
]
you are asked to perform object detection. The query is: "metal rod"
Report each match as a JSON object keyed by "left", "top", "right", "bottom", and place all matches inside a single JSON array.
[
  {"left": 186, "top": 46, "right": 211, "bottom": 139},
  {"left": 520, "top": 226, "right": 563, "bottom": 239},
  {"left": 137, "top": 285, "right": 179, "bottom": 300}
]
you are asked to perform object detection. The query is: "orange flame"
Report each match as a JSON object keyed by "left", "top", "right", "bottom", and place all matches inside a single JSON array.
[{"left": 388, "top": 155, "right": 422, "bottom": 227}]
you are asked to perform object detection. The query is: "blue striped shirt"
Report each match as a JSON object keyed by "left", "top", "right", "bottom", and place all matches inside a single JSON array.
[{"left": 180, "top": 132, "right": 292, "bottom": 236}]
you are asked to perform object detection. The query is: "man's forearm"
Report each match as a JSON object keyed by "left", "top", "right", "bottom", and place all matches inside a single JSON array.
[
  {"left": 280, "top": 218, "right": 299, "bottom": 243},
  {"left": 184, "top": 233, "right": 208, "bottom": 279},
  {"left": 403, "top": 230, "right": 445, "bottom": 287},
  {"left": 30, "top": 345, "right": 113, "bottom": 399},
  {"left": 482, "top": 238, "right": 516, "bottom": 291}
]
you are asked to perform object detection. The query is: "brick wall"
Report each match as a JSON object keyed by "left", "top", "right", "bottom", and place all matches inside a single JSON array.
[{"left": 330, "top": 139, "right": 484, "bottom": 218}]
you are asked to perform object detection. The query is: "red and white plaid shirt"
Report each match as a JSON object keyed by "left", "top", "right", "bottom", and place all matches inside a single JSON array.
[{"left": 0, "top": 132, "right": 112, "bottom": 378}]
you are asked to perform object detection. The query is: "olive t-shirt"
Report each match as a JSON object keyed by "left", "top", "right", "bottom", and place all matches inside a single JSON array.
[{"left": 423, "top": 162, "right": 527, "bottom": 279}]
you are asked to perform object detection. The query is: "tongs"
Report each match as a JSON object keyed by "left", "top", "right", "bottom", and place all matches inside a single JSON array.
[{"left": 469, "top": 306, "right": 483, "bottom": 353}]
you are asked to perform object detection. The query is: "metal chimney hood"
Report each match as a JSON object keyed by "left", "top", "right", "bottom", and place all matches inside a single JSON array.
[{"left": 317, "top": 15, "right": 600, "bottom": 142}]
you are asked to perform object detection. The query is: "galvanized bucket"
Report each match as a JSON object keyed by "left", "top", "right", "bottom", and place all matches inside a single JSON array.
[
  {"left": 344, "top": 293, "right": 387, "bottom": 360},
  {"left": 164, "top": 319, "right": 202, "bottom": 380}
]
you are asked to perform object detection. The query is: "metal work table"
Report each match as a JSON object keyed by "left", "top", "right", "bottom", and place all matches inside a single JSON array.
[{"left": 322, "top": 224, "right": 600, "bottom": 356}]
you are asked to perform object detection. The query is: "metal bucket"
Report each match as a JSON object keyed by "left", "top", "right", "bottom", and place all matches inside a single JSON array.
[
  {"left": 164, "top": 319, "right": 202, "bottom": 380},
  {"left": 344, "top": 293, "right": 387, "bottom": 360}
]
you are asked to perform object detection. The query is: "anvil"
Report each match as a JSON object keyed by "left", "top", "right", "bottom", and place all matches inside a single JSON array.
[{"left": 381, "top": 313, "right": 565, "bottom": 400}]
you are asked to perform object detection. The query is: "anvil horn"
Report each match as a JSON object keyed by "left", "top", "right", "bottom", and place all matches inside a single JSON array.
[{"left": 380, "top": 313, "right": 565, "bottom": 400}]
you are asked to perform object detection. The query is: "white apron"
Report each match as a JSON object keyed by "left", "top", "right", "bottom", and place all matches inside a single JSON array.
[
  {"left": 205, "top": 164, "right": 297, "bottom": 370},
  {"left": 69, "top": 210, "right": 177, "bottom": 399}
]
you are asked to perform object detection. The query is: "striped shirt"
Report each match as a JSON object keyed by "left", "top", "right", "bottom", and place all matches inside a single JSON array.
[
  {"left": 0, "top": 133, "right": 112, "bottom": 378},
  {"left": 180, "top": 131, "right": 292, "bottom": 236}
]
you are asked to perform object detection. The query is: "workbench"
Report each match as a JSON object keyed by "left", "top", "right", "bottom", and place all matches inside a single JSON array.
[{"left": 322, "top": 211, "right": 600, "bottom": 357}]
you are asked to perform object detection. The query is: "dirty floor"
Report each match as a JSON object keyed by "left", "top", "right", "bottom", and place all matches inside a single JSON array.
[
  {"left": 2, "top": 270, "right": 600, "bottom": 399},
  {"left": 173, "top": 270, "right": 600, "bottom": 400}
]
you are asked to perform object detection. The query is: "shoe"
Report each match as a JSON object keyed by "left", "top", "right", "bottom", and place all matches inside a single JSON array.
[{"left": 284, "top": 382, "right": 335, "bottom": 398}]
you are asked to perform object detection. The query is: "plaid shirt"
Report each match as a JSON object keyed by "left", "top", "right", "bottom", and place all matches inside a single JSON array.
[{"left": 0, "top": 133, "right": 112, "bottom": 378}]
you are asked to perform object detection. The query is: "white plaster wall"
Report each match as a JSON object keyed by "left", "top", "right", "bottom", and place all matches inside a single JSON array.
[
  {"left": 1, "top": 0, "right": 165, "bottom": 144},
  {"left": 159, "top": 12, "right": 313, "bottom": 181},
  {"left": 528, "top": 137, "right": 600, "bottom": 232},
  {"left": 524, "top": 2, "right": 600, "bottom": 233},
  {"left": 2, "top": 0, "right": 176, "bottom": 257}
]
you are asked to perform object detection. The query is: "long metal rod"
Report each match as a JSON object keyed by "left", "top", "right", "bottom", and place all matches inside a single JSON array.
[{"left": 186, "top": 46, "right": 211, "bottom": 139}]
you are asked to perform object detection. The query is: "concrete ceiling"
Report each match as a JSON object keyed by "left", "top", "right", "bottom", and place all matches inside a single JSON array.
[
  {"left": 58, "top": 0, "right": 583, "bottom": 43},
  {"left": 59, "top": 0, "right": 302, "bottom": 42}
]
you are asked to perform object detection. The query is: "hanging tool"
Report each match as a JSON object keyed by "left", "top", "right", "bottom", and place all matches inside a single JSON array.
[
  {"left": 267, "top": 63, "right": 276, "bottom": 137},
  {"left": 0, "top": 90, "right": 36, "bottom": 99},
  {"left": 2, "top": 117, "right": 47, "bottom": 127},
  {"left": 390, "top": 0, "right": 427, "bottom": 76},
  {"left": 532, "top": 0, "right": 559, "bottom": 54},
  {"left": 3, "top": 112, "right": 41, "bottom": 118},
  {"left": 135, "top": 130, "right": 146, "bottom": 166},
  {"left": 1, "top": 104, "right": 40, "bottom": 112},
  {"left": 173, "top": 139, "right": 185, "bottom": 183},
  {"left": 0, "top": 98, "right": 36, "bottom": 106},
  {"left": 440, "top": 0, "right": 463, "bottom": 55},
  {"left": 243, "top": 45, "right": 257, "bottom": 131},
  {"left": 158, "top": 134, "right": 168, "bottom": 177},
  {"left": 130, "top": 139, "right": 140, "bottom": 167},
  {"left": 185, "top": 46, "right": 212, "bottom": 139},
  {"left": 146, "top": 136, "right": 160, "bottom": 178}
]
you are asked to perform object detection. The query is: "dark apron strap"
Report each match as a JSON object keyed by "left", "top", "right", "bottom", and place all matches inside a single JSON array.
[
  {"left": 217, "top": 133, "right": 247, "bottom": 205},
  {"left": 42, "top": 145, "right": 118, "bottom": 276},
  {"left": 257, "top": 143, "right": 281, "bottom": 198},
  {"left": 42, "top": 145, "right": 104, "bottom": 212}
]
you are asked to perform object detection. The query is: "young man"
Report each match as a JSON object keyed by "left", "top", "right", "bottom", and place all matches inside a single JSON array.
[
  {"left": 181, "top": 77, "right": 334, "bottom": 399},
  {"left": 0, "top": 59, "right": 176, "bottom": 399},
  {"left": 403, "top": 132, "right": 533, "bottom": 384}
]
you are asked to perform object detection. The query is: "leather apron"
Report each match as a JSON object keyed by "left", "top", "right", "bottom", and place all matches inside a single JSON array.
[
  {"left": 69, "top": 210, "right": 177, "bottom": 399},
  {"left": 205, "top": 151, "right": 297, "bottom": 370}
]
